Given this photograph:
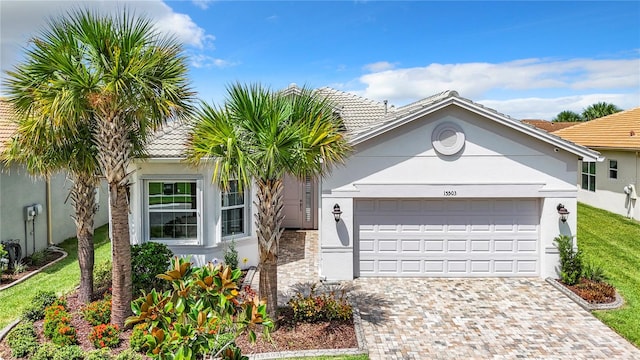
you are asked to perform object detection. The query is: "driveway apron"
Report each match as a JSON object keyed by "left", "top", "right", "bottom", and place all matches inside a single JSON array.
[{"left": 351, "top": 277, "right": 640, "bottom": 359}]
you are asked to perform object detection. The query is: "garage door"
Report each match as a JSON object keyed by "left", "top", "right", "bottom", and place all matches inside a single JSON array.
[{"left": 355, "top": 198, "right": 539, "bottom": 277}]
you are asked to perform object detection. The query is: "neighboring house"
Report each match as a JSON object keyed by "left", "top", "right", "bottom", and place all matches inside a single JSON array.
[
  {"left": 552, "top": 108, "right": 640, "bottom": 220},
  {"left": 130, "top": 87, "right": 600, "bottom": 282},
  {"left": 0, "top": 99, "right": 109, "bottom": 258},
  {"left": 521, "top": 120, "right": 579, "bottom": 133}
]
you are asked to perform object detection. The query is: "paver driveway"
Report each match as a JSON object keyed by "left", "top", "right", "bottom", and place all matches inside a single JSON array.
[{"left": 351, "top": 277, "right": 640, "bottom": 359}]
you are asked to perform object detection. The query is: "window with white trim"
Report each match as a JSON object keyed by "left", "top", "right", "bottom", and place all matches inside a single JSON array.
[
  {"left": 221, "top": 180, "right": 247, "bottom": 238},
  {"left": 145, "top": 180, "right": 200, "bottom": 243},
  {"left": 581, "top": 162, "right": 596, "bottom": 192},
  {"left": 609, "top": 160, "right": 618, "bottom": 179}
]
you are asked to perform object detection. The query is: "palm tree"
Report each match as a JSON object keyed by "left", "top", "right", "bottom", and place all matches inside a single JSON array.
[
  {"left": 3, "top": 116, "right": 99, "bottom": 304},
  {"left": 582, "top": 102, "right": 622, "bottom": 121},
  {"left": 185, "top": 84, "right": 350, "bottom": 319},
  {"left": 3, "top": 9, "right": 194, "bottom": 326},
  {"left": 553, "top": 110, "right": 583, "bottom": 122}
]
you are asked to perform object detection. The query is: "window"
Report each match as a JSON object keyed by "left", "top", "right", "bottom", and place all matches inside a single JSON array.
[
  {"left": 581, "top": 162, "right": 596, "bottom": 192},
  {"left": 609, "top": 160, "right": 618, "bottom": 179},
  {"left": 146, "top": 180, "right": 199, "bottom": 243},
  {"left": 221, "top": 180, "right": 247, "bottom": 238}
]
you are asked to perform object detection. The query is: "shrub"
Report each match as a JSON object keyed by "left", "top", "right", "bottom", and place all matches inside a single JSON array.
[
  {"left": 89, "top": 323, "right": 121, "bottom": 349},
  {"left": 85, "top": 348, "right": 113, "bottom": 360},
  {"left": 0, "top": 243, "right": 7, "bottom": 275},
  {"left": 574, "top": 279, "right": 617, "bottom": 303},
  {"left": 52, "top": 324, "right": 78, "bottom": 346},
  {"left": 131, "top": 242, "right": 173, "bottom": 294},
  {"left": 94, "top": 259, "right": 112, "bottom": 289},
  {"left": 128, "top": 324, "right": 148, "bottom": 353},
  {"left": 31, "top": 342, "right": 58, "bottom": 360},
  {"left": 554, "top": 234, "right": 582, "bottom": 285},
  {"left": 6, "top": 321, "right": 38, "bottom": 358},
  {"left": 29, "top": 249, "right": 48, "bottom": 266},
  {"left": 224, "top": 239, "right": 239, "bottom": 269},
  {"left": 43, "top": 305, "right": 70, "bottom": 338},
  {"left": 288, "top": 283, "right": 352, "bottom": 323},
  {"left": 12, "top": 260, "right": 27, "bottom": 274},
  {"left": 126, "top": 257, "right": 272, "bottom": 360},
  {"left": 83, "top": 295, "right": 112, "bottom": 326},
  {"left": 52, "top": 345, "right": 84, "bottom": 360},
  {"left": 582, "top": 262, "right": 608, "bottom": 283},
  {"left": 114, "top": 349, "right": 143, "bottom": 360},
  {"left": 22, "top": 290, "right": 58, "bottom": 321}
]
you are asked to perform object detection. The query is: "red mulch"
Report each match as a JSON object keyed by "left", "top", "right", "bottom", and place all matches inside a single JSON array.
[{"left": 563, "top": 278, "right": 617, "bottom": 304}]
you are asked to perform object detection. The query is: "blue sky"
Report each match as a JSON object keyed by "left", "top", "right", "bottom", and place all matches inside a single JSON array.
[{"left": 1, "top": 1, "right": 639, "bottom": 119}]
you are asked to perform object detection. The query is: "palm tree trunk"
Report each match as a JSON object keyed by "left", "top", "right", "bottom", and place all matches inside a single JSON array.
[
  {"left": 70, "top": 173, "right": 98, "bottom": 304},
  {"left": 109, "top": 183, "right": 132, "bottom": 326},
  {"left": 256, "top": 178, "right": 285, "bottom": 321}
]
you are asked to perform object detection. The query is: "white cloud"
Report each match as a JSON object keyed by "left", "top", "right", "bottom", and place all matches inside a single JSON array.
[
  {"left": 363, "top": 61, "right": 396, "bottom": 72},
  {"left": 192, "top": 0, "right": 213, "bottom": 10},
  {"left": 357, "top": 58, "right": 640, "bottom": 102},
  {"left": 190, "top": 54, "right": 236, "bottom": 69},
  {"left": 0, "top": 0, "right": 215, "bottom": 75}
]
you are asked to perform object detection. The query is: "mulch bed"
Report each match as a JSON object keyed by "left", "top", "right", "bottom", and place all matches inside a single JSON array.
[
  {"left": 562, "top": 278, "right": 617, "bottom": 304},
  {"left": 0, "top": 291, "right": 357, "bottom": 359},
  {"left": 0, "top": 250, "right": 64, "bottom": 286}
]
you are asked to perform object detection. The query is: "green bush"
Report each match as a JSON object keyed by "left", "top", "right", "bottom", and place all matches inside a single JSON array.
[
  {"left": 94, "top": 259, "right": 112, "bottom": 289},
  {"left": 554, "top": 234, "right": 583, "bottom": 286},
  {"left": 6, "top": 321, "right": 38, "bottom": 358},
  {"left": 0, "top": 244, "right": 7, "bottom": 275},
  {"left": 22, "top": 290, "right": 58, "bottom": 321},
  {"left": 126, "top": 257, "right": 272, "bottom": 360},
  {"left": 29, "top": 249, "right": 48, "bottom": 267},
  {"left": 31, "top": 342, "right": 58, "bottom": 360},
  {"left": 288, "top": 284, "right": 353, "bottom": 323},
  {"left": 43, "top": 303, "right": 77, "bottom": 346},
  {"left": 131, "top": 242, "right": 173, "bottom": 295},
  {"left": 128, "top": 324, "right": 148, "bottom": 353},
  {"left": 114, "top": 349, "right": 143, "bottom": 360},
  {"left": 82, "top": 295, "right": 112, "bottom": 326},
  {"left": 582, "top": 262, "right": 609, "bottom": 283},
  {"left": 52, "top": 345, "right": 84, "bottom": 360},
  {"left": 85, "top": 348, "right": 113, "bottom": 360},
  {"left": 89, "top": 324, "right": 121, "bottom": 349},
  {"left": 224, "top": 239, "right": 239, "bottom": 269},
  {"left": 51, "top": 324, "right": 78, "bottom": 346}
]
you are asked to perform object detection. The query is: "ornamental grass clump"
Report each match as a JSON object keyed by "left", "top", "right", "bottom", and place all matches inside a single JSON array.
[{"left": 126, "top": 257, "right": 273, "bottom": 360}]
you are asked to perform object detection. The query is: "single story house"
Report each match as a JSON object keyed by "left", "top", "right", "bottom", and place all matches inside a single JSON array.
[
  {"left": 552, "top": 108, "right": 640, "bottom": 220},
  {"left": 130, "top": 87, "right": 601, "bottom": 281},
  {"left": 0, "top": 99, "right": 109, "bottom": 258}
]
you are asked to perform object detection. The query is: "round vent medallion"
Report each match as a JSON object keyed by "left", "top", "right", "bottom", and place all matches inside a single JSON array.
[{"left": 432, "top": 122, "right": 465, "bottom": 155}]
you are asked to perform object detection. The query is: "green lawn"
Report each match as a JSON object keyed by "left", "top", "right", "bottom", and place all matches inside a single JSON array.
[
  {"left": 0, "top": 225, "right": 111, "bottom": 329},
  {"left": 577, "top": 202, "right": 640, "bottom": 347}
]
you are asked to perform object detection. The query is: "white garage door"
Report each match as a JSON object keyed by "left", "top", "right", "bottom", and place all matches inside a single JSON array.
[{"left": 355, "top": 198, "right": 540, "bottom": 277}]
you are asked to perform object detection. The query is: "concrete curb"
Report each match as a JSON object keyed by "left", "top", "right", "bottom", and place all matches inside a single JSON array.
[
  {"left": 0, "top": 318, "right": 21, "bottom": 343},
  {"left": 0, "top": 247, "right": 68, "bottom": 292},
  {"left": 546, "top": 277, "right": 624, "bottom": 311}
]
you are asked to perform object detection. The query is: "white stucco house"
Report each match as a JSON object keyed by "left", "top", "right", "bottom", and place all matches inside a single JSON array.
[
  {"left": 552, "top": 107, "right": 640, "bottom": 220},
  {"left": 128, "top": 87, "right": 601, "bottom": 281},
  {"left": 0, "top": 99, "right": 109, "bottom": 258}
]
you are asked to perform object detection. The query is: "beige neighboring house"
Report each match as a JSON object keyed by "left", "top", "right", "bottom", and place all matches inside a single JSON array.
[
  {"left": 0, "top": 99, "right": 109, "bottom": 259},
  {"left": 552, "top": 108, "right": 640, "bottom": 220}
]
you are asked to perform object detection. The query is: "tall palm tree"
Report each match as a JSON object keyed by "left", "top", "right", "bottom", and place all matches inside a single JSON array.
[
  {"left": 552, "top": 110, "right": 583, "bottom": 122},
  {"left": 3, "top": 115, "right": 99, "bottom": 304},
  {"left": 4, "top": 9, "right": 194, "bottom": 326},
  {"left": 185, "top": 84, "right": 350, "bottom": 319},
  {"left": 582, "top": 102, "right": 622, "bottom": 121}
]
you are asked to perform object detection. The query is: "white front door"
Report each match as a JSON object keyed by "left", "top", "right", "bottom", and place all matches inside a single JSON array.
[
  {"left": 355, "top": 198, "right": 540, "bottom": 277},
  {"left": 283, "top": 174, "right": 316, "bottom": 229}
]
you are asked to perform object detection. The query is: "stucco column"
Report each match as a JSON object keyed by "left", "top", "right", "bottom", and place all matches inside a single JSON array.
[{"left": 319, "top": 196, "right": 354, "bottom": 281}]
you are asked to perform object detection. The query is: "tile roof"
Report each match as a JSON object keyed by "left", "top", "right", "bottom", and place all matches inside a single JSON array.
[
  {"left": 314, "top": 87, "right": 387, "bottom": 132},
  {"left": 0, "top": 99, "right": 17, "bottom": 153},
  {"left": 552, "top": 107, "right": 640, "bottom": 150},
  {"left": 145, "top": 120, "right": 192, "bottom": 158},
  {"left": 521, "top": 120, "right": 580, "bottom": 133}
]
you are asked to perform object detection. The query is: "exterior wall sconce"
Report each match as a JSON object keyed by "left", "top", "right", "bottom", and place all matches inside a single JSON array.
[
  {"left": 332, "top": 204, "right": 343, "bottom": 222},
  {"left": 557, "top": 204, "right": 570, "bottom": 223}
]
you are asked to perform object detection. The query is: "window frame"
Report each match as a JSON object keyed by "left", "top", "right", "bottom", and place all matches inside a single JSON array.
[
  {"left": 143, "top": 176, "right": 203, "bottom": 246},
  {"left": 221, "top": 180, "right": 249, "bottom": 240},
  {"left": 581, "top": 161, "right": 596, "bottom": 192},
  {"left": 609, "top": 160, "right": 618, "bottom": 179}
]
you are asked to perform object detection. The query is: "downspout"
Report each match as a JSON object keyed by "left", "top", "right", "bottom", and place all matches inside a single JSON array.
[{"left": 46, "top": 179, "right": 53, "bottom": 246}]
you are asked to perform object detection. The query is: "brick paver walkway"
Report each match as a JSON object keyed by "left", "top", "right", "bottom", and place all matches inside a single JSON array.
[{"left": 262, "top": 231, "right": 640, "bottom": 359}]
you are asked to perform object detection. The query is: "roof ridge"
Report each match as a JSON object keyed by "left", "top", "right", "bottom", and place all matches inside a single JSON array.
[{"left": 317, "top": 87, "right": 387, "bottom": 107}]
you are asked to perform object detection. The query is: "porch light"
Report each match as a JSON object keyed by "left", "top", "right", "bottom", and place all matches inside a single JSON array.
[
  {"left": 332, "top": 204, "right": 342, "bottom": 222},
  {"left": 557, "top": 204, "right": 570, "bottom": 223}
]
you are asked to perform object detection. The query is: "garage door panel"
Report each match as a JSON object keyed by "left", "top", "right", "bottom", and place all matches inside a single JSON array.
[{"left": 356, "top": 198, "right": 540, "bottom": 277}]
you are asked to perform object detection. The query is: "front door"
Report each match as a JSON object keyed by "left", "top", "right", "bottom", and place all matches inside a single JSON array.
[{"left": 283, "top": 174, "right": 316, "bottom": 229}]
